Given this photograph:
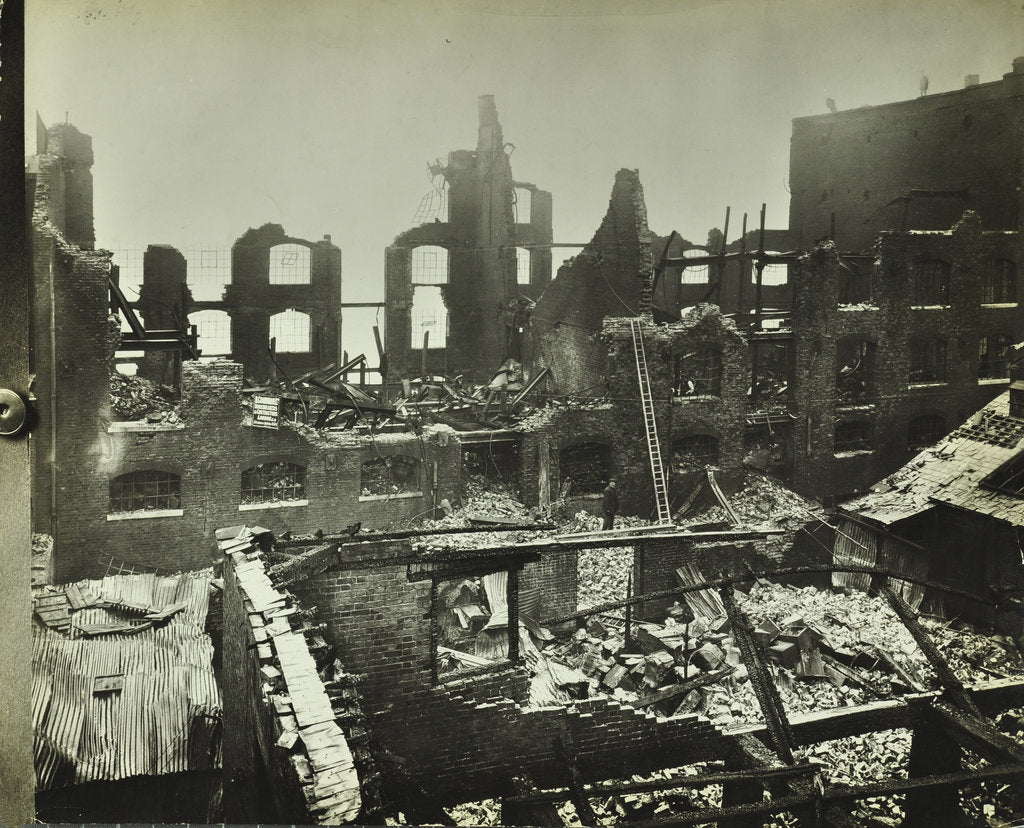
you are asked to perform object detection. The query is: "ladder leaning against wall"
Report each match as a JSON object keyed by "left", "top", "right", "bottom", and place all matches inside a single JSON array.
[{"left": 628, "top": 318, "right": 673, "bottom": 524}]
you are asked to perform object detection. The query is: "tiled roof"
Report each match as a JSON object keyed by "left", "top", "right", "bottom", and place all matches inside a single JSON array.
[
  {"left": 219, "top": 525, "right": 362, "bottom": 824},
  {"left": 842, "top": 391, "right": 1024, "bottom": 528},
  {"left": 30, "top": 571, "right": 220, "bottom": 791}
]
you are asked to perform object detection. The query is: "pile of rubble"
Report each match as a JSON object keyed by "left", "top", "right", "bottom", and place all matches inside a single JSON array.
[
  {"left": 679, "top": 472, "right": 825, "bottom": 531},
  {"left": 109, "top": 370, "right": 179, "bottom": 422},
  {"left": 920, "top": 616, "right": 1023, "bottom": 683}
]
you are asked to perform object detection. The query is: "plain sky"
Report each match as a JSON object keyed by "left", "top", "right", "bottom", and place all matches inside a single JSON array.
[{"left": 25, "top": 0, "right": 1024, "bottom": 354}]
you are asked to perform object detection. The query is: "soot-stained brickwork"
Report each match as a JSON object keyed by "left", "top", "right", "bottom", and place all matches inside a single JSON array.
[{"left": 385, "top": 96, "right": 552, "bottom": 383}]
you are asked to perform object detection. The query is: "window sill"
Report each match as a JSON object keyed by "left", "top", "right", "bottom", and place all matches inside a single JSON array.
[
  {"left": 838, "top": 304, "right": 879, "bottom": 311},
  {"left": 107, "top": 421, "right": 185, "bottom": 433},
  {"left": 910, "top": 305, "right": 950, "bottom": 311},
  {"left": 239, "top": 499, "right": 309, "bottom": 512},
  {"left": 908, "top": 382, "right": 947, "bottom": 389},
  {"left": 981, "top": 303, "right": 1018, "bottom": 309},
  {"left": 359, "top": 491, "right": 423, "bottom": 501},
  {"left": 833, "top": 450, "right": 874, "bottom": 458},
  {"left": 835, "top": 403, "right": 876, "bottom": 413},
  {"left": 674, "top": 394, "right": 721, "bottom": 402},
  {"left": 979, "top": 377, "right": 1011, "bottom": 386},
  {"left": 107, "top": 508, "right": 184, "bottom": 521}
]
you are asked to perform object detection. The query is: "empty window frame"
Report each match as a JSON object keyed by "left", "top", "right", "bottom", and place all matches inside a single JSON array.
[
  {"left": 755, "top": 255, "right": 788, "bottom": 287},
  {"left": 680, "top": 248, "right": 710, "bottom": 285},
  {"left": 109, "top": 470, "right": 181, "bottom": 513},
  {"left": 979, "top": 333, "right": 1013, "bottom": 380},
  {"left": 672, "top": 434, "right": 720, "bottom": 472},
  {"left": 912, "top": 260, "right": 950, "bottom": 306},
  {"left": 269, "top": 309, "right": 311, "bottom": 353},
  {"left": 982, "top": 259, "right": 1017, "bottom": 304},
  {"left": 834, "top": 420, "right": 873, "bottom": 453},
  {"left": 674, "top": 346, "right": 722, "bottom": 397},
  {"left": 839, "top": 263, "right": 872, "bottom": 305},
  {"left": 188, "top": 309, "right": 231, "bottom": 357},
  {"left": 241, "top": 462, "right": 306, "bottom": 505},
  {"left": 753, "top": 341, "right": 791, "bottom": 401},
  {"left": 909, "top": 336, "right": 947, "bottom": 384},
  {"left": 411, "top": 286, "right": 448, "bottom": 347},
  {"left": 836, "top": 339, "right": 876, "bottom": 403},
  {"left": 514, "top": 187, "right": 532, "bottom": 224},
  {"left": 559, "top": 442, "right": 611, "bottom": 496},
  {"left": 186, "top": 247, "right": 232, "bottom": 302},
  {"left": 434, "top": 569, "right": 516, "bottom": 680},
  {"left": 515, "top": 247, "right": 531, "bottom": 285},
  {"left": 361, "top": 455, "right": 422, "bottom": 496},
  {"left": 907, "top": 414, "right": 946, "bottom": 453},
  {"left": 269, "top": 243, "right": 312, "bottom": 285},
  {"left": 411, "top": 245, "right": 449, "bottom": 285}
]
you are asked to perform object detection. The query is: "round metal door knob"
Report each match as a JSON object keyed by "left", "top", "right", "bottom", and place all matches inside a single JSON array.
[{"left": 0, "top": 389, "right": 27, "bottom": 436}]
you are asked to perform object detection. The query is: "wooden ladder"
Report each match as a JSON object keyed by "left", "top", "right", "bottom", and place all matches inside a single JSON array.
[{"left": 629, "top": 319, "right": 673, "bottom": 524}]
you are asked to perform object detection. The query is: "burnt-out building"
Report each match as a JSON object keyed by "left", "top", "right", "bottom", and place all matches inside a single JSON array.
[{"left": 384, "top": 95, "right": 552, "bottom": 383}]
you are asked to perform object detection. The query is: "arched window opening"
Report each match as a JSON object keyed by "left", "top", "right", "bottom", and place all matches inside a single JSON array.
[
  {"left": 907, "top": 415, "right": 946, "bottom": 453},
  {"left": 672, "top": 434, "right": 719, "bottom": 473},
  {"left": 241, "top": 462, "right": 306, "bottom": 505},
  {"left": 411, "top": 245, "right": 449, "bottom": 285},
  {"left": 361, "top": 455, "right": 422, "bottom": 496},
  {"left": 109, "top": 470, "right": 181, "bottom": 514},
  {"left": 909, "top": 337, "right": 947, "bottom": 384},
  {"left": 912, "top": 260, "right": 950, "bottom": 306},
  {"left": 189, "top": 309, "right": 231, "bottom": 357},
  {"left": 270, "top": 309, "right": 311, "bottom": 353},
  {"left": 674, "top": 346, "right": 722, "bottom": 397},
  {"left": 756, "top": 254, "right": 788, "bottom": 287},
  {"left": 680, "top": 248, "right": 710, "bottom": 285},
  {"left": 982, "top": 259, "right": 1017, "bottom": 304},
  {"left": 269, "top": 243, "right": 311, "bottom": 285},
  {"left": 559, "top": 442, "right": 611, "bottom": 496}
]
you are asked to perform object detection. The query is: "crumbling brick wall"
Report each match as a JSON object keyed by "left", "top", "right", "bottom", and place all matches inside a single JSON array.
[
  {"left": 790, "top": 218, "right": 1024, "bottom": 500},
  {"left": 136, "top": 245, "right": 192, "bottom": 385}
]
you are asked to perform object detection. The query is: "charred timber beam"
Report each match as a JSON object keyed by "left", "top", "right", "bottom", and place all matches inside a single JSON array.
[
  {"left": 927, "top": 699, "right": 1024, "bottom": 766},
  {"left": 881, "top": 585, "right": 981, "bottom": 715},
  {"left": 276, "top": 522, "right": 556, "bottom": 548},
  {"left": 823, "top": 762, "right": 1024, "bottom": 805}
]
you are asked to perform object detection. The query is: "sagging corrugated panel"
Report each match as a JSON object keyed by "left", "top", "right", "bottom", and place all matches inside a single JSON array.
[{"left": 831, "top": 518, "right": 876, "bottom": 593}]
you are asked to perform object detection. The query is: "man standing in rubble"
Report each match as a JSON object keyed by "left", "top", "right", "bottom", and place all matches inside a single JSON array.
[{"left": 602, "top": 478, "right": 619, "bottom": 530}]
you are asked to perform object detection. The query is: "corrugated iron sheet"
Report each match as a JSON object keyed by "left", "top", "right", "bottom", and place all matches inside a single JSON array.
[
  {"left": 31, "top": 570, "right": 221, "bottom": 792},
  {"left": 831, "top": 518, "right": 876, "bottom": 593}
]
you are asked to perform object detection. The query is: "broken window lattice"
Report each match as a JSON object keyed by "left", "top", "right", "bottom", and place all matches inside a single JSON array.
[
  {"left": 109, "top": 469, "right": 181, "bottom": 514},
  {"left": 982, "top": 259, "right": 1017, "bottom": 304},
  {"left": 559, "top": 442, "right": 611, "bottom": 496},
  {"left": 269, "top": 309, "right": 311, "bottom": 353},
  {"left": 907, "top": 414, "right": 946, "bottom": 453},
  {"left": 912, "top": 259, "right": 950, "bottom": 306},
  {"left": 411, "top": 245, "right": 449, "bottom": 285},
  {"left": 672, "top": 434, "right": 719, "bottom": 472},
  {"left": 674, "top": 346, "right": 722, "bottom": 397},
  {"left": 268, "top": 243, "right": 311, "bottom": 285},
  {"left": 679, "top": 248, "right": 710, "bottom": 285},
  {"left": 834, "top": 420, "right": 873, "bottom": 453},
  {"left": 836, "top": 338, "right": 876, "bottom": 403},
  {"left": 361, "top": 455, "right": 421, "bottom": 496},
  {"left": 755, "top": 258, "right": 788, "bottom": 287},
  {"left": 979, "top": 333, "right": 1013, "bottom": 380},
  {"left": 241, "top": 462, "right": 306, "bottom": 504},
  {"left": 909, "top": 336, "right": 947, "bottom": 384},
  {"left": 189, "top": 309, "right": 231, "bottom": 357},
  {"left": 515, "top": 247, "right": 531, "bottom": 285},
  {"left": 411, "top": 285, "right": 448, "bottom": 347}
]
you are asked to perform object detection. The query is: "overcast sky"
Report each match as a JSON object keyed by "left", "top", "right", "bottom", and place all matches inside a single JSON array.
[{"left": 26, "top": 0, "right": 1024, "bottom": 351}]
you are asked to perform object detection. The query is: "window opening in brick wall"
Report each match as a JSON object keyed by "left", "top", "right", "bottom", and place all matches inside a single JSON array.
[
  {"left": 110, "top": 249, "right": 145, "bottom": 303},
  {"left": 839, "top": 263, "right": 872, "bottom": 305},
  {"left": 753, "top": 341, "right": 791, "bottom": 406},
  {"left": 559, "top": 442, "right": 611, "bottom": 496},
  {"left": 434, "top": 570, "right": 516, "bottom": 679},
  {"left": 109, "top": 470, "right": 181, "bottom": 514},
  {"left": 980, "top": 448, "right": 1024, "bottom": 497},
  {"left": 979, "top": 333, "right": 1013, "bottom": 380},
  {"left": 361, "top": 455, "right": 422, "bottom": 496},
  {"left": 189, "top": 309, "right": 231, "bottom": 357},
  {"left": 411, "top": 245, "right": 449, "bottom": 285},
  {"left": 680, "top": 248, "right": 710, "bottom": 285},
  {"left": 909, "top": 336, "right": 947, "bottom": 384},
  {"left": 672, "top": 434, "right": 719, "bottom": 473},
  {"left": 241, "top": 462, "right": 306, "bottom": 505},
  {"left": 185, "top": 247, "right": 232, "bottom": 302},
  {"left": 836, "top": 338, "right": 876, "bottom": 403},
  {"left": 982, "top": 259, "right": 1017, "bottom": 304},
  {"left": 514, "top": 187, "right": 532, "bottom": 224},
  {"left": 756, "top": 255, "right": 788, "bottom": 287},
  {"left": 674, "top": 346, "right": 722, "bottom": 397},
  {"left": 411, "top": 285, "right": 448, "bottom": 347},
  {"left": 834, "top": 420, "right": 874, "bottom": 453},
  {"left": 912, "top": 259, "right": 950, "bottom": 306},
  {"left": 269, "top": 243, "right": 311, "bottom": 285},
  {"left": 907, "top": 414, "right": 946, "bottom": 453},
  {"left": 463, "top": 441, "right": 519, "bottom": 484},
  {"left": 515, "top": 247, "right": 531, "bottom": 285},
  {"left": 269, "top": 309, "right": 311, "bottom": 353}
]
